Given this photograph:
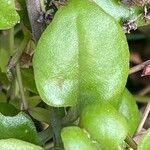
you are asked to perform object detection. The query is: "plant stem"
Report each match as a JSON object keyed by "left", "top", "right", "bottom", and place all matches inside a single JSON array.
[
  {"left": 16, "top": 63, "right": 28, "bottom": 110},
  {"left": 62, "top": 106, "right": 79, "bottom": 126},
  {"left": 135, "top": 95, "right": 150, "bottom": 103},
  {"left": 37, "top": 126, "right": 53, "bottom": 146},
  {"left": 129, "top": 59, "right": 150, "bottom": 75},
  {"left": 49, "top": 107, "right": 63, "bottom": 148},
  {"left": 125, "top": 134, "right": 137, "bottom": 150},
  {"left": 7, "top": 28, "right": 14, "bottom": 53},
  {"left": 5, "top": 28, "right": 15, "bottom": 99},
  {"left": 26, "top": 0, "right": 46, "bottom": 41},
  {"left": 138, "top": 86, "right": 150, "bottom": 96},
  {"left": 136, "top": 102, "right": 150, "bottom": 134}
]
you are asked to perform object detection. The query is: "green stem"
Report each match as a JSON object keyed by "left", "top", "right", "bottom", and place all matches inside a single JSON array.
[
  {"left": 16, "top": 63, "right": 28, "bottom": 110},
  {"left": 7, "top": 28, "right": 14, "bottom": 53},
  {"left": 49, "top": 107, "right": 63, "bottom": 148},
  {"left": 135, "top": 95, "right": 150, "bottom": 103},
  {"left": 37, "top": 126, "right": 53, "bottom": 146},
  {"left": 6, "top": 28, "right": 15, "bottom": 99},
  {"left": 125, "top": 134, "right": 137, "bottom": 150},
  {"left": 62, "top": 106, "right": 79, "bottom": 126}
]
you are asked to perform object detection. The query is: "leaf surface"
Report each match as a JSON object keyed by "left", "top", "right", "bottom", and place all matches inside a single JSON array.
[
  {"left": 61, "top": 126, "right": 99, "bottom": 150},
  {"left": 29, "top": 107, "right": 50, "bottom": 124},
  {"left": 79, "top": 103, "right": 128, "bottom": 150},
  {"left": 138, "top": 129, "right": 150, "bottom": 150},
  {"left": 33, "top": 0, "right": 129, "bottom": 107},
  {"left": 118, "top": 89, "right": 140, "bottom": 135},
  {"left": 0, "top": 138, "right": 44, "bottom": 150},
  {"left": 94, "top": 0, "right": 149, "bottom": 27},
  {"left": 0, "top": 0, "right": 20, "bottom": 29},
  {"left": 0, "top": 112, "right": 37, "bottom": 144},
  {"left": 0, "top": 102, "right": 19, "bottom": 116}
]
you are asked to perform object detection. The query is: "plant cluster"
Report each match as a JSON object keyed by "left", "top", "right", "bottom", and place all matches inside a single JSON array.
[{"left": 0, "top": 0, "right": 149, "bottom": 150}]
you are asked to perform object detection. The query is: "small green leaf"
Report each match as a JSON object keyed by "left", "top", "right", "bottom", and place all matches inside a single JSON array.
[
  {"left": 0, "top": 0, "right": 20, "bottom": 29},
  {"left": 28, "top": 96, "right": 41, "bottom": 108},
  {"left": 0, "top": 138, "right": 44, "bottom": 150},
  {"left": 16, "top": 0, "right": 31, "bottom": 30},
  {"left": 0, "top": 102, "right": 19, "bottom": 116},
  {"left": 21, "top": 68, "right": 38, "bottom": 94},
  {"left": 138, "top": 129, "right": 150, "bottom": 150},
  {"left": 0, "top": 92, "right": 7, "bottom": 102},
  {"left": 0, "top": 112, "right": 37, "bottom": 144},
  {"left": 118, "top": 89, "right": 140, "bottom": 135},
  {"left": 0, "top": 71, "right": 9, "bottom": 86},
  {"left": 94, "top": 0, "right": 149, "bottom": 27},
  {"left": 61, "top": 126, "right": 99, "bottom": 150},
  {"left": 9, "top": 99, "right": 20, "bottom": 110},
  {"left": 79, "top": 103, "right": 128, "bottom": 150},
  {"left": 94, "top": 0, "right": 141, "bottom": 21},
  {"left": 29, "top": 107, "right": 50, "bottom": 124},
  {"left": 33, "top": 0, "right": 129, "bottom": 107}
]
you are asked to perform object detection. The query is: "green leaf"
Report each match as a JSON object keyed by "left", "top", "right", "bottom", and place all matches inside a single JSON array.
[
  {"left": 0, "top": 29, "right": 14, "bottom": 73},
  {"left": 0, "top": 0, "right": 20, "bottom": 29},
  {"left": 33, "top": 0, "right": 129, "bottom": 107},
  {"left": 0, "top": 112, "right": 37, "bottom": 144},
  {"left": 61, "top": 126, "right": 99, "bottom": 150},
  {"left": 0, "top": 92, "right": 7, "bottom": 102},
  {"left": 79, "top": 103, "right": 128, "bottom": 150},
  {"left": 28, "top": 96, "right": 41, "bottom": 108},
  {"left": 0, "top": 102, "right": 19, "bottom": 116},
  {"left": 29, "top": 107, "right": 50, "bottom": 124},
  {"left": 0, "top": 138, "right": 44, "bottom": 150},
  {"left": 94, "top": 0, "right": 149, "bottom": 27},
  {"left": 9, "top": 99, "right": 20, "bottom": 110},
  {"left": 0, "top": 71, "right": 9, "bottom": 86},
  {"left": 21, "top": 68, "right": 38, "bottom": 94},
  {"left": 16, "top": 0, "right": 31, "bottom": 30},
  {"left": 118, "top": 89, "right": 140, "bottom": 135},
  {"left": 138, "top": 129, "right": 150, "bottom": 150}
]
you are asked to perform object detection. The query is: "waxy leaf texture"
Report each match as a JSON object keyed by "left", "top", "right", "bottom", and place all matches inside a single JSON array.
[
  {"left": 33, "top": 0, "right": 129, "bottom": 107},
  {"left": 0, "top": 0, "right": 20, "bottom": 29}
]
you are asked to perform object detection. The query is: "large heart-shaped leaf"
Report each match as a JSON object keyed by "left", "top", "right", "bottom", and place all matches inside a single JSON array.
[
  {"left": 0, "top": 112, "right": 37, "bottom": 144},
  {"left": 118, "top": 89, "right": 140, "bottom": 135},
  {"left": 61, "top": 126, "right": 99, "bottom": 150},
  {"left": 33, "top": 0, "right": 129, "bottom": 107},
  {"left": 138, "top": 129, "right": 150, "bottom": 150},
  {"left": 79, "top": 103, "right": 128, "bottom": 150},
  {"left": 0, "top": 138, "right": 44, "bottom": 150},
  {"left": 0, "top": 0, "right": 20, "bottom": 29}
]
